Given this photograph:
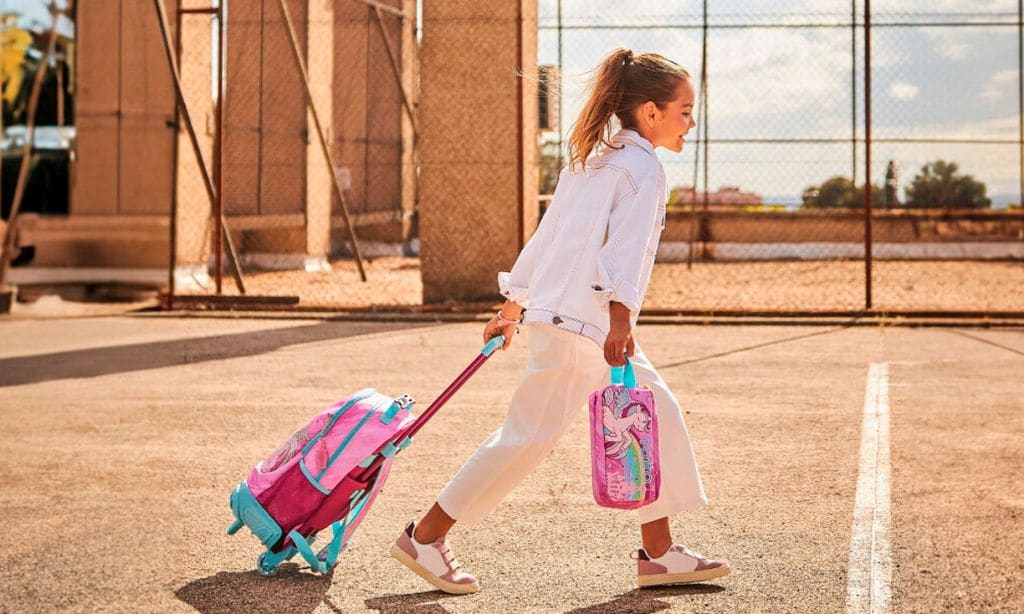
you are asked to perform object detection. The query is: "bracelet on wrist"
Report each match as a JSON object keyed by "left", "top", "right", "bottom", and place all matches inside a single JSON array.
[{"left": 495, "top": 311, "right": 521, "bottom": 326}]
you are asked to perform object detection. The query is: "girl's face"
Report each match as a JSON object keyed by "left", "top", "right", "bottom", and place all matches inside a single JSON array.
[{"left": 636, "top": 80, "right": 697, "bottom": 153}]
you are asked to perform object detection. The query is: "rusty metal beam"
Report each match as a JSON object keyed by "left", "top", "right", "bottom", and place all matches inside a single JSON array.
[
  {"left": 369, "top": 5, "right": 419, "bottom": 139},
  {"left": 152, "top": 0, "right": 246, "bottom": 293}
]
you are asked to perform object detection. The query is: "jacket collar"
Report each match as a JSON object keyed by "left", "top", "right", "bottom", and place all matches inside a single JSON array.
[{"left": 611, "top": 129, "right": 656, "bottom": 158}]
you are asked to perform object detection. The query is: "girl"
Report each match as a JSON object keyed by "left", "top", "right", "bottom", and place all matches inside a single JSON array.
[{"left": 390, "top": 47, "right": 731, "bottom": 594}]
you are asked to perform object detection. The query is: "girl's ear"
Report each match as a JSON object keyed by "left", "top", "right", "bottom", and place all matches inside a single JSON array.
[{"left": 642, "top": 100, "right": 658, "bottom": 127}]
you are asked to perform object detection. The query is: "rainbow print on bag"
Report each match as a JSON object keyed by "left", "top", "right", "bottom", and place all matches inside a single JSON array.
[{"left": 588, "top": 358, "right": 661, "bottom": 509}]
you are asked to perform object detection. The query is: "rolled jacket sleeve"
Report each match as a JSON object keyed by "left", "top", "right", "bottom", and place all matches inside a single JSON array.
[
  {"left": 592, "top": 172, "right": 665, "bottom": 314},
  {"left": 497, "top": 199, "right": 560, "bottom": 308}
]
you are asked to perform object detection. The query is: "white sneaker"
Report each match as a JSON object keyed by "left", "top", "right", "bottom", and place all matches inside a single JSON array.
[
  {"left": 636, "top": 544, "right": 732, "bottom": 587},
  {"left": 390, "top": 520, "right": 480, "bottom": 594}
]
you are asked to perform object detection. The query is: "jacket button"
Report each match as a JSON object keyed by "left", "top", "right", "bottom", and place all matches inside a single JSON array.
[{"left": 552, "top": 315, "right": 562, "bottom": 325}]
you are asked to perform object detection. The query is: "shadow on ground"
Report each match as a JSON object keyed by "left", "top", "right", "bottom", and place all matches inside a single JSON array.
[
  {"left": 656, "top": 319, "right": 860, "bottom": 371},
  {"left": 0, "top": 320, "right": 436, "bottom": 387},
  {"left": 357, "top": 590, "right": 461, "bottom": 613},
  {"left": 566, "top": 584, "right": 726, "bottom": 613},
  {"left": 175, "top": 564, "right": 331, "bottom": 614}
]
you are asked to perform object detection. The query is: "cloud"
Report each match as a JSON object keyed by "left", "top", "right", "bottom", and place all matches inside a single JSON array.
[
  {"left": 927, "top": 31, "right": 971, "bottom": 61},
  {"left": 888, "top": 81, "right": 919, "bottom": 101},
  {"left": 982, "top": 69, "right": 1016, "bottom": 102},
  {"left": 701, "top": 28, "right": 853, "bottom": 119}
]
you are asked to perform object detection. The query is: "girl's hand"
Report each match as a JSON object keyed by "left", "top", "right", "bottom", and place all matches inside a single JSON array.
[
  {"left": 605, "top": 301, "right": 635, "bottom": 366},
  {"left": 604, "top": 325, "right": 635, "bottom": 366},
  {"left": 484, "top": 301, "right": 522, "bottom": 351}
]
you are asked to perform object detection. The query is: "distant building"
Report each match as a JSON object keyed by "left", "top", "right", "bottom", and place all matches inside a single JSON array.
[
  {"left": 668, "top": 185, "right": 763, "bottom": 209},
  {"left": 538, "top": 64, "right": 560, "bottom": 134}
]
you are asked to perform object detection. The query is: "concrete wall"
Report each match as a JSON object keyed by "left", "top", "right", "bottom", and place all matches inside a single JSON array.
[
  {"left": 662, "top": 210, "right": 1024, "bottom": 244},
  {"left": 74, "top": 0, "right": 177, "bottom": 219},
  {"left": 71, "top": 0, "right": 210, "bottom": 268},
  {"left": 65, "top": 0, "right": 411, "bottom": 272},
  {"left": 419, "top": 0, "right": 538, "bottom": 303}
]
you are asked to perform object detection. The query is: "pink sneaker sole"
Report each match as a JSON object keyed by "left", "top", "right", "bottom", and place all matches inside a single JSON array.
[
  {"left": 638, "top": 563, "right": 732, "bottom": 587},
  {"left": 390, "top": 543, "right": 480, "bottom": 595}
]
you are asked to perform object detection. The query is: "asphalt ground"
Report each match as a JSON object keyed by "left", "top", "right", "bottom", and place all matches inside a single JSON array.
[{"left": 0, "top": 316, "right": 1021, "bottom": 613}]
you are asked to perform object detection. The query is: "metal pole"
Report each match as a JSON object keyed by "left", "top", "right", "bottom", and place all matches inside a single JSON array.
[
  {"left": 688, "top": 0, "right": 708, "bottom": 269},
  {"left": 864, "top": 0, "right": 873, "bottom": 309},
  {"left": 215, "top": 0, "right": 226, "bottom": 294},
  {"left": 700, "top": 0, "right": 710, "bottom": 260},
  {"left": 275, "top": 0, "right": 369, "bottom": 281},
  {"left": 169, "top": 5, "right": 184, "bottom": 309},
  {"left": 57, "top": 56, "right": 65, "bottom": 128},
  {"left": 1018, "top": 0, "right": 1023, "bottom": 210},
  {"left": 153, "top": 0, "right": 246, "bottom": 293},
  {"left": 557, "top": 0, "right": 563, "bottom": 168},
  {"left": 516, "top": 0, "right": 525, "bottom": 249},
  {"left": 851, "top": 0, "right": 857, "bottom": 185},
  {"left": 57, "top": 46, "right": 70, "bottom": 225},
  {"left": 687, "top": 102, "right": 701, "bottom": 269},
  {"left": 0, "top": 12, "right": 60, "bottom": 290}
]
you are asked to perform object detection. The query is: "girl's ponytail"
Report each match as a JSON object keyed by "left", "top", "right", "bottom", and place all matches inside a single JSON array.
[
  {"left": 568, "top": 48, "right": 632, "bottom": 171},
  {"left": 567, "top": 47, "right": 691, "bottom": 170}
]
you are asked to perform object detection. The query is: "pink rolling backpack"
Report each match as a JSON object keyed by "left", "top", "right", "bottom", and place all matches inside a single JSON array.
[
  {"left": 588, "top": 358, "right": 661, "bottom": 509},
  {"left": 227, "top": 335, "right": 505, "bottom": 575}
]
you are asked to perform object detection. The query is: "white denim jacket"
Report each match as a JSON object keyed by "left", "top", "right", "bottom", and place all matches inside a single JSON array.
[{"left": 499, "top": 129, "right": 667, "bottom": 348}]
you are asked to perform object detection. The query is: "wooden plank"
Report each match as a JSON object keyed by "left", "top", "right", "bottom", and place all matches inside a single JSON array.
[{"left": 226, "top": 213, "right": 305, "bottom": 230}]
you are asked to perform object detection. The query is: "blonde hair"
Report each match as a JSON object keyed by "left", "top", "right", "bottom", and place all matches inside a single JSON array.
[{"left": 568, "top": 48, "right": 691, "bottom": 170}]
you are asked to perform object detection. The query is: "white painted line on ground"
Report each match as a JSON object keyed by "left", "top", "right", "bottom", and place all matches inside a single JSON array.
[{"left": 846, "top": 362, "right": 893, "bottom": 614}]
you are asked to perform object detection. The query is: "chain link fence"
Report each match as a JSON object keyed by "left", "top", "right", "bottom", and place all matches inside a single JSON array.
[
  {"left": 169, "top": 0, "right": 421, "bottom": 308},
  {"left": 540, "top": 0, "right": 1023, "bottom": 314},
  {"left": 158, "top": 0, "right": 1022, "bottom": 314}
]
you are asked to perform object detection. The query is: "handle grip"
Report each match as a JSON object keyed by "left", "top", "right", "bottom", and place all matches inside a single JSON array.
[
  {"left": 482, "top": 334, "right": 506, "bottom": 357},
  {"left": 610, "top": 357, "right": 637, "bottom": 389}
]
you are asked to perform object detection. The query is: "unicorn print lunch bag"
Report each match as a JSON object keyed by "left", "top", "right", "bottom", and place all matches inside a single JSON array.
[{"left": 588, "top": 358, "right": 661, "bottom": 509}]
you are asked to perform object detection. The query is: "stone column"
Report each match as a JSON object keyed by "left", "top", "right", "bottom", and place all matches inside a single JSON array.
[
  {"left": 304, "top": 0, "right": 333, "bottom": 270},
  {"left": 419, "top": 0, "right": 538, "bottom": 303},
  {"left": 399, "top": 0, "right": 418, "bottom": 247}
]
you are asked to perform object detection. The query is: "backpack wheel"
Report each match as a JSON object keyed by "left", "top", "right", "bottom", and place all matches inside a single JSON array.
[
  {"left": 316, "top": 542, "right": 345, "bottom": 565},
  {"left": 257, "top": 552, "right": 280, "bottom": 576}
]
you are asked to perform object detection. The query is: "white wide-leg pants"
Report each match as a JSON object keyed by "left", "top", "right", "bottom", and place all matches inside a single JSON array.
[{"left": 436, "top": 323, "right": 708, "bottom": 525}]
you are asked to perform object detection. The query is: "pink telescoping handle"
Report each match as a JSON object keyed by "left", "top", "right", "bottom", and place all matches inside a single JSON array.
[
  {"left": 400, "top": 334, "right": 505, "bottom": 441},
  {"left": 354, "top": 334, "right": 505, "bottom": 482}
]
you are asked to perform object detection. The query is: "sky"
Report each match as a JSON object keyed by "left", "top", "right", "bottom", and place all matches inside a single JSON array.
[
  {"left": 1, "top": 0, "right": 73, "bottom": 36},
  {"left": 2, "top": 0, "right": 1020, "bottom": 204},
  {"left": 538, "top": 0, "right": 1022, "bottom": 204}
]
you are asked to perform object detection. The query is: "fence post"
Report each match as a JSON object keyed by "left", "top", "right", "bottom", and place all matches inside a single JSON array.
[{"left": 864, "top": 0, "right": 873, "bottom": 310}]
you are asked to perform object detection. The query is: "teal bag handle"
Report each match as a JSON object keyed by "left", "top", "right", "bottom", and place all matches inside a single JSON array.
[{"left": 610, "top": 357, "right": 637, "bottom": 389}]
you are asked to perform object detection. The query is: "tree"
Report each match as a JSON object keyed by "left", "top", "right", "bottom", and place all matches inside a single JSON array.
[
  {"left": 801, "top": 176, "right": 884, "bottom": 209},
  {"left": 905, "top": 160, "right": 990, "bottom": 210}
]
